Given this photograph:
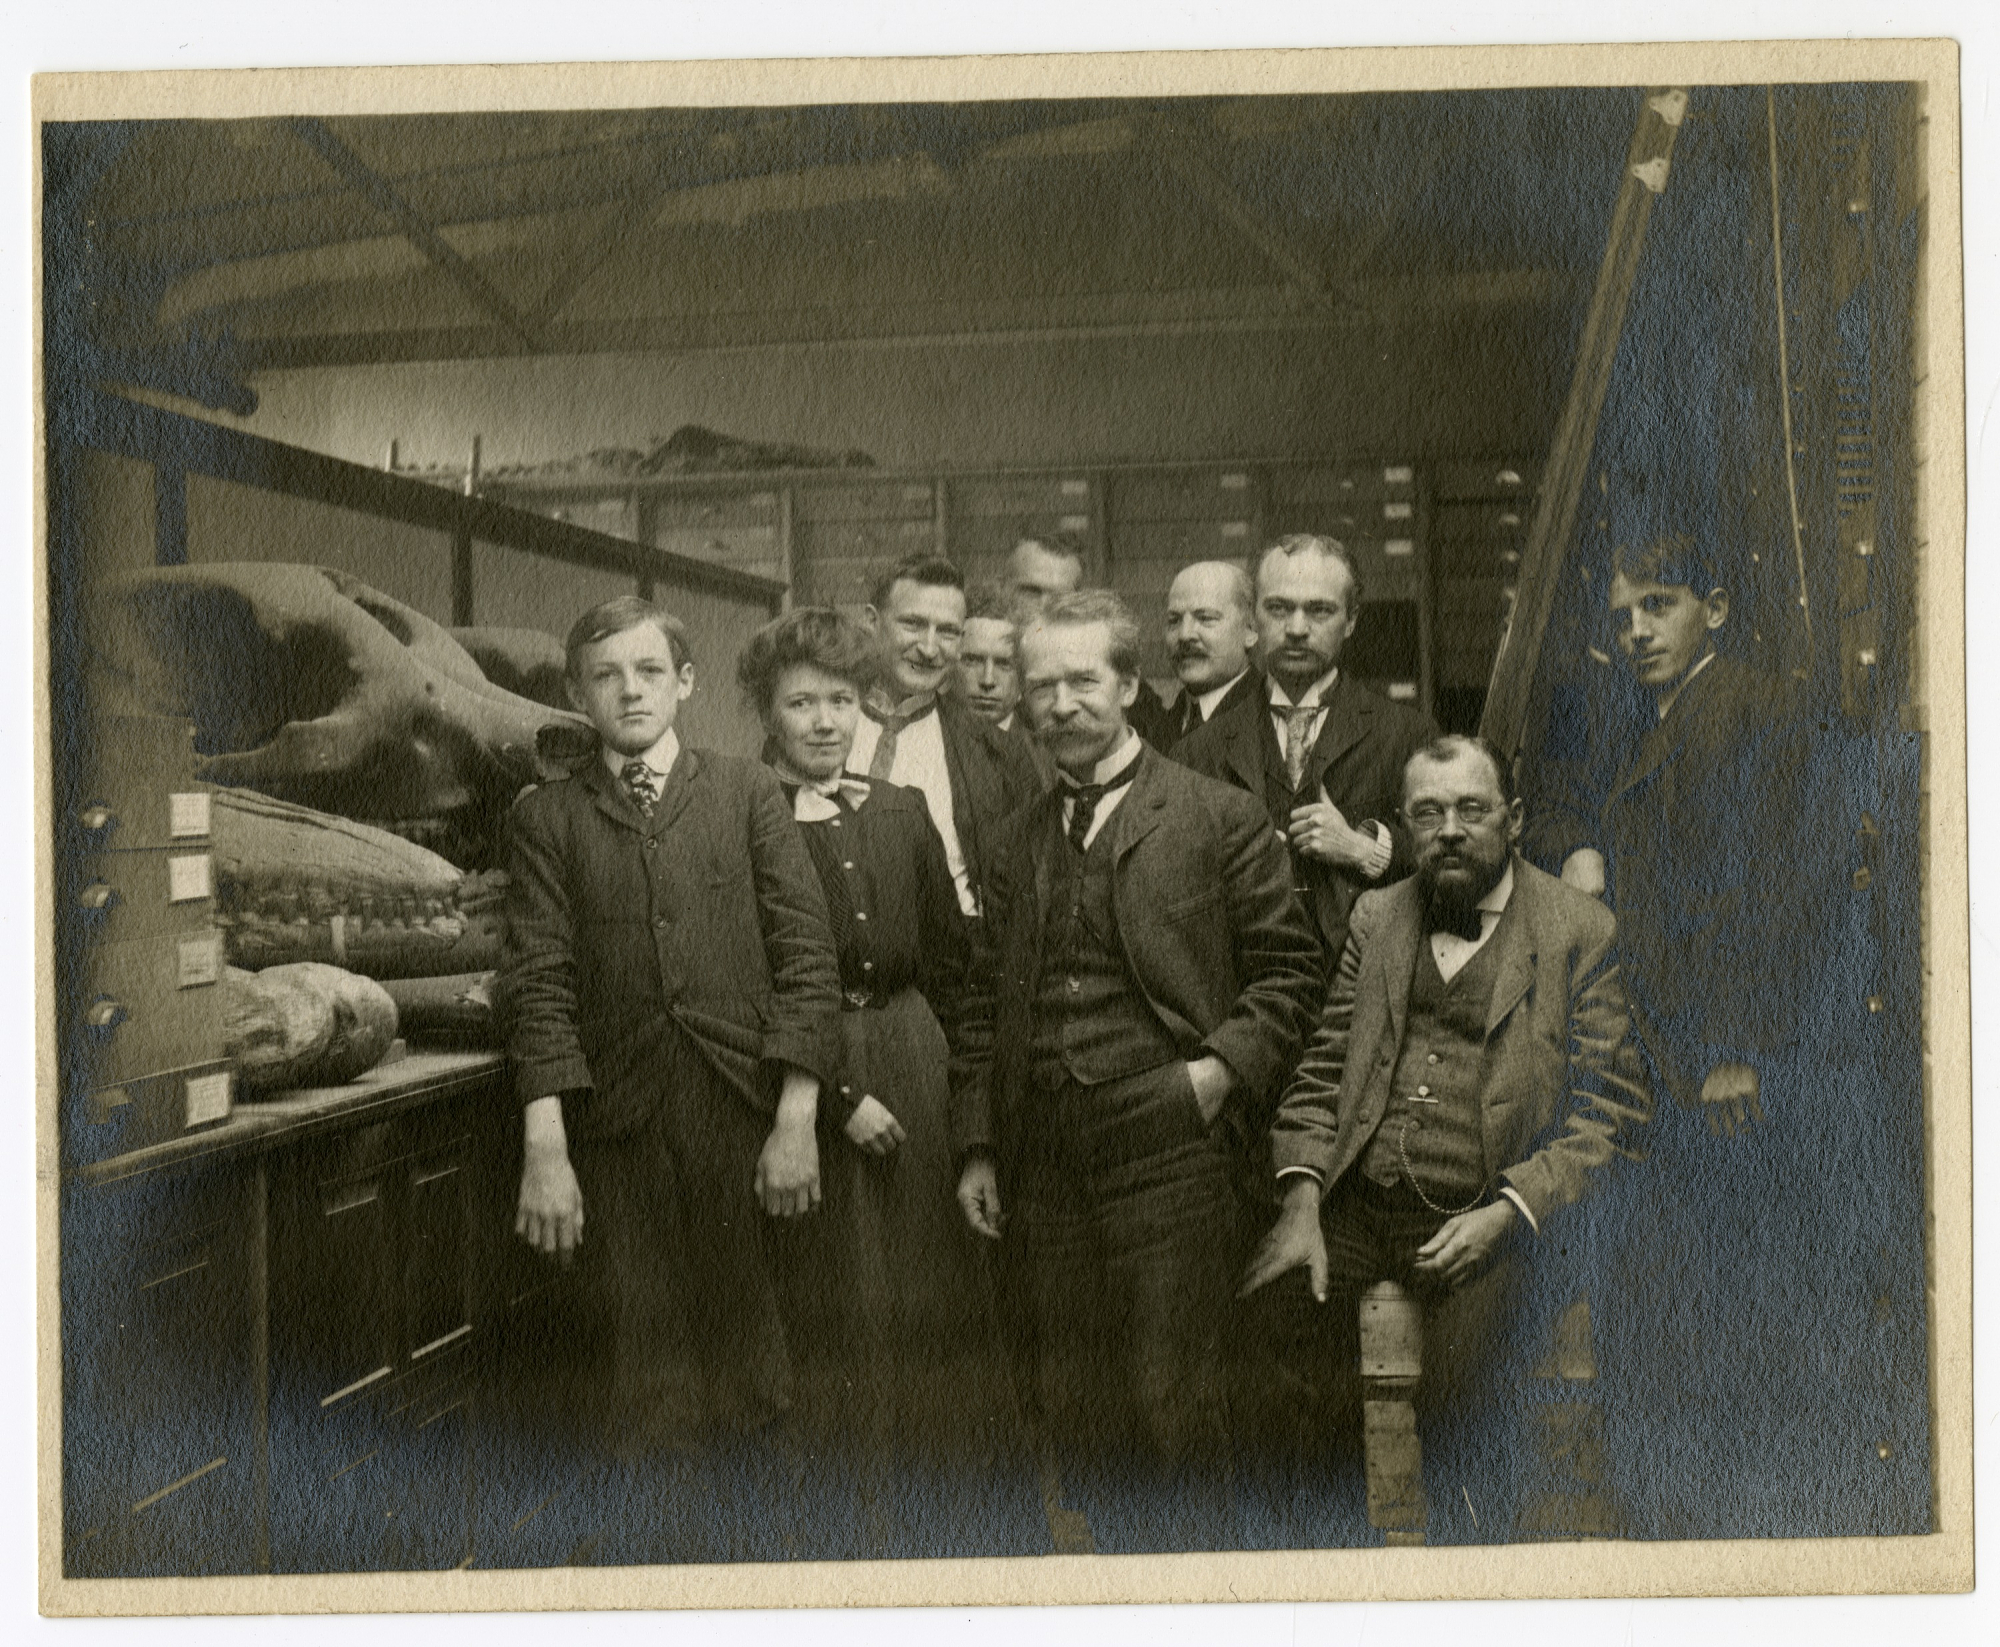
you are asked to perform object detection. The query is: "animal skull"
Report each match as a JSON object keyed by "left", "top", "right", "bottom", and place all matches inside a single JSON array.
[{"left": 89, "top": 562, "right": 588, "bottom": 856}]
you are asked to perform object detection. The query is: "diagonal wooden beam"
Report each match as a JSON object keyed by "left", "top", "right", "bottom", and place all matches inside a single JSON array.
[
  {"left": 1141, "top": 114, "right": 1337, "bottom": 300},
  {"left": 287, "top": 116, "right": 543, "bottom": 351},
  {"left": 1479, "top": 87, "right": 1690, "bottom": 756}
]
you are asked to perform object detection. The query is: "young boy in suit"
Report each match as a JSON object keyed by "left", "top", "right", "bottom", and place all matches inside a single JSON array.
[{"left": 502, "top": 596, "right": 841, "bottom": 1486}]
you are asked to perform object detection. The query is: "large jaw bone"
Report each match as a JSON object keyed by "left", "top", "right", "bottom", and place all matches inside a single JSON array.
[
  {"left": 212, "top": 788, "right": 506, "bottom": 979},
  {"left": 90, "top": 562, "right": 588, "bottom": 830}
]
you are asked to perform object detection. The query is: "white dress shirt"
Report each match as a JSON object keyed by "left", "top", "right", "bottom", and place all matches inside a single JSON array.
[
  {"left": 1658, "top": 647, "right": 1718, "bottom": 720},
  {"left": 1431, "top": 859, "right": 1514, "bottom": 981},
  {"left": 1190, "top": 667, "right": 1250, "bottom": 725},
  {"left": 847, "top": 705, "right": 976, "bottom": 917},
  {"left": 1057, "top": 730, "right": 1142, "bottom": 851},
  {"left": 602, "top": 727, "right": 681, "bottom": 803}
]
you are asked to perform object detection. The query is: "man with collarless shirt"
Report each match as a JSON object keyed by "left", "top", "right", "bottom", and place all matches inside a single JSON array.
[
  {"left": 955, "top": 583, "right": 1054, "bottom": 789},
  {"left": 850, "top": 554, "right": 1042, "bottom": 921},
  {"left": 1177, "top": 535, "right": 1436, "bottom": 964},
  {"left": 1161, "top": 559, "right": 1263, "bottom": 747},
  {"left": 951, "top": 589, "right": 1322, "bottom": 1550}
]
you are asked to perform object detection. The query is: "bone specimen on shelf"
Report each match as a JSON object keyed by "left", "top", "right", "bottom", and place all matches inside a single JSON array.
[
  {"left": 211, "top": 787, "right": 506, "bottom": 979},
  {"left": 89, "top": 562, "right": 588, "bottom": 834}
]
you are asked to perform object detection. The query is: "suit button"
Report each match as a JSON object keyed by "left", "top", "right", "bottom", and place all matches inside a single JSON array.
[
  {"left": 1067, "top": 976, "right": 1081, "bottom": 992},
  {"left": 855, "top": 911, "right": 868, "bottom": 922},
  {"left": 843, "top": 861, "right": 856, "bottom": 870},
  {"left": 1427, "top": 1053, "right": 1439, "bottom": 1065},
  {"left": 644, "top": 839, "right": 655, "bottom": 851},
  {"left": 654, "top": 917, "right": 666, "bottom": 929},
  {"left": 862, "top": 961, "right": 874, "bottom": 972},
  {"left": 1417, "top": 1084, "right": 1432, "bottom": 1098}
]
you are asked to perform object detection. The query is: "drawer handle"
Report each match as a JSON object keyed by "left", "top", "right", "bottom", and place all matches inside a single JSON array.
[{"left": 85, "top": 996, "right": 128, "bottom": 1032}]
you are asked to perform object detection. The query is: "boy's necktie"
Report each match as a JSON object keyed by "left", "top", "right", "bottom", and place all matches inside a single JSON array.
[{"left": 621, "top": 758, "right": 658, "bottom": 819}]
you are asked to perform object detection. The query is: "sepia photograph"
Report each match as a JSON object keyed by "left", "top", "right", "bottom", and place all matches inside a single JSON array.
[{"left": 31, "top": 32, "right": 1971, "bottom": 1617}]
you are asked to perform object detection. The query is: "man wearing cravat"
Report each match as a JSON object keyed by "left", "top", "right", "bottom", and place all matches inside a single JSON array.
[
  {"left": 1178, "top": 535, "right": 1436, "bottom": 963},
  {"left": 849, "top": 554, "right": 1042, "bottom": 919},
  {"left": 1161, "top": 559, "right": 1263, "bottom": 747},
  {"left": 1237, "top": 736, "right": 1649, "bottom": 1518},
  {"left": 952, "top": 590, "right": 1322, "bottom": 1551}
]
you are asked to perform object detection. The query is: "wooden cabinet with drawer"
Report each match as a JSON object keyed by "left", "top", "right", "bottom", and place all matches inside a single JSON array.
[{"left": 266, "top": 1111, "right": 478, "bottom": 1572}]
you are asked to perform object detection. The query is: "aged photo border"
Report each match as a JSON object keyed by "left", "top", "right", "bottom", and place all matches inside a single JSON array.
[{"left": 30, "top": 34, "right": 1970, "bottom": 1615}]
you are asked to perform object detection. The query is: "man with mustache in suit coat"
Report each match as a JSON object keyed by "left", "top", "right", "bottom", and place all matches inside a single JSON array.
[
  {"left": 1177, "top": 536, "right": 1437, "bottom": 964},
  {"left": 951, "top": 589, "right": 1323, "bottom": 1552}
]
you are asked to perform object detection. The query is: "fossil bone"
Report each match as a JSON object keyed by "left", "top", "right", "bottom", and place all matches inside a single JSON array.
[
  {"left": 450, "top": 626, "right": 570, "bottom": 710},
  {"left": 211, "top": 788, "right": 506, "bottom": 979},
  {"left": 225, "top": 962, "right": 399, "bottom": 1091},
  {"left": 89, "top": 562, "right": 587, "bottom": 842}
]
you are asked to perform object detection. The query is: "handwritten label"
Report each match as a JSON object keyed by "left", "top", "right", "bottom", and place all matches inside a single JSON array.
[
  {"left": 177, "top": 933, "right": 223, "bottom": 988},
  {"left": 1385, "top": 539, "right": 1416, "bottom": 558},
  {"left": 168, "top": 792, "right": 211, "bottom": 839},
  {"left": 1060, "top": 479, "right": 1089, "bottom": 497},
  {"left": 1383, "top": 501, "right": 1414, "bottom": 521},
  {"left": 167, "top": 854, "right": 212, "bottom": 904},
  {"left": 1383, "top": 464, "right": 1415, "bottom": 485},
  {"left": 184, "top": 1070, "right": 232, "bottom": 1127}
]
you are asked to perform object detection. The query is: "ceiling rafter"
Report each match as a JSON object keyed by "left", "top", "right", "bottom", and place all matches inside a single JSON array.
[
  {"left": 286, "top": 116, "right": 545, "bottom": 352},
  {"left": 1139, "top": 112, "right": 1339, "bottom": 302},
  {"left": 231, "top": 270, "right": 1567, "bottom": 372}
]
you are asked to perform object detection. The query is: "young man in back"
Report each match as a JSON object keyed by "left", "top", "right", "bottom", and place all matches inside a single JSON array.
[{"left": 502, "top": 596, "right": 840, "bottom": 1554}]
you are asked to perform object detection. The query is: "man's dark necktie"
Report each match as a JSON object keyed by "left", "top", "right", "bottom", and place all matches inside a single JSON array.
[
  {"left": 1178, "top": 694, "right": 1201, "bottom": 740},
  {"left": 1063, "top": 756, "right": 1142, "bottom": 853},
  {"left": 1425, "top": 897, "right": 1488, "bottom": 943},
  {"left": 861, "top": 695, "right": 934, "bottom": 781},
  {"left": 621, "top": 758, "right": 659, "bottom": 819}
]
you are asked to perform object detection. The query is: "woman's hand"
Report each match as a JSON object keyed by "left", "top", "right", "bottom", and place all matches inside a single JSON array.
[{"left": 843, "top": 1095, "right": 907, "bottom": 1157}]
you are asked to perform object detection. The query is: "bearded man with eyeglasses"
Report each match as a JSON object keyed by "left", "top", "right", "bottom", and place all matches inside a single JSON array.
[{"left": 1236, "top": 735, "right": 1651, "bottom": 1515}]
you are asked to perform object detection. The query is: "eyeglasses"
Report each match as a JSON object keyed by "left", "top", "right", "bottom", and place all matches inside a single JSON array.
[{"left": 1405, "top": 799, "right": 1500, "bottom": 829}]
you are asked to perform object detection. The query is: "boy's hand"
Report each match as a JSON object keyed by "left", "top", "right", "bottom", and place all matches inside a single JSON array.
[
  {"left": 517, "top": 1144, "right": 585, "bottom": 1262},
  {"left": 756, "top": 1113, "right": 822, "bottom": 1217},
  {"left": 843, "top": 1096, "right": 907, "bottom": 1157},
  {"left": 956, "top": 1154, "right": 1005, "bottom": 1240}
]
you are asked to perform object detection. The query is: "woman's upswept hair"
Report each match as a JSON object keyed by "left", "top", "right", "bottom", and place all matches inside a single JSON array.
[{"left": 736, "top": 606, "right": 877, "bottom": 716}]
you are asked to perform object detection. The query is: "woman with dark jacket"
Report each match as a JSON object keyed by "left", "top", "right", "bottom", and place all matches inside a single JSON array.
[{"left": 737, "top": 607, "right": 1034, "bottom": 1558}]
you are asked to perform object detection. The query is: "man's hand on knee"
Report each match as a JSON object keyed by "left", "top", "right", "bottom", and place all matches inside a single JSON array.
[{"left": 1239, "top": 1179, "right": 1328, "bottom": 1301}]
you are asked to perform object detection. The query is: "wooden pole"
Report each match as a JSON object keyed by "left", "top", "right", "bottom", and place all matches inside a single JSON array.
[{"left": 1479, "top": 89, "right": 1689, "bottom": 757}]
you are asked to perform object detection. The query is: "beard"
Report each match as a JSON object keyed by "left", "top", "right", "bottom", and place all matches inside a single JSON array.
[{"left": 1417, "top": 844, "right": 1507, "bottom": 927}]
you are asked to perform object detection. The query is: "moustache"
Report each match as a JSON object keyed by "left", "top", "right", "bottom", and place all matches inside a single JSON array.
[{"left": 1173, "top": 643, "right": 1209, "bottom": 659}]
